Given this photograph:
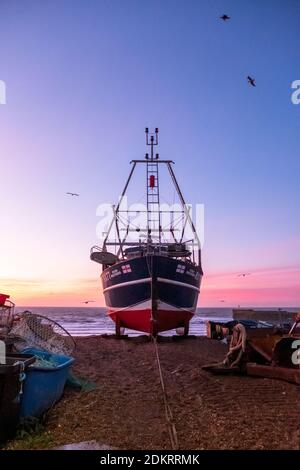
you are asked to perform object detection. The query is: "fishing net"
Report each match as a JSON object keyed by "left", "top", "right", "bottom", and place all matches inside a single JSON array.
[
  {"left": 8, "top": 311, "right": 76, "bottom": 356},
  {"left": 67, "top": 371, "right": 99, "bottom": 392}
]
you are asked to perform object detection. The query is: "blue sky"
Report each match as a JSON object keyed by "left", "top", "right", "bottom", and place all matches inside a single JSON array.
[{"left": 0, "top": 0, "right": 299, "bottom": 306}]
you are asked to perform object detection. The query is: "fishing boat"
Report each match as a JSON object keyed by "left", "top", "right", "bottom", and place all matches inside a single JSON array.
[{"left": 90, "top": 128, "right": 203, "bottom": 336}]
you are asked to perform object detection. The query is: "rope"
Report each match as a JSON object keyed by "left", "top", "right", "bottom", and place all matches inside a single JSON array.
[
  {"left": 223, "top": 323, "right": 247, "bottom": 367},
  {"left": 14, "top": 361, "right": 26, "bottom": 395},
  {"left": 111, "top": 305, "right": 180, "bottom": 449},
  {"left": 113, "top": 253, "right": 180, "bottom": 449},
  {"left": 152, "top": 336, "right": 179, "bottom": 450}
]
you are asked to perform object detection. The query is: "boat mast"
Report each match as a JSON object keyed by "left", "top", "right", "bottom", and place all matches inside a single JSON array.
[
  {"left": 98, "top": 128, "right": 201, "bottom": 268},
  {"left": 145, "top": 128, "right": 161, "bottom": 245}
]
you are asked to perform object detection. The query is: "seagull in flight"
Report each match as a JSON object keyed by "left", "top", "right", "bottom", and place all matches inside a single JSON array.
[
  {"left": 247, "top": 76, "right": 256, "bottom": 87},
  {"left": 220, "top": 14, "right": 230, "bottom": 21},
  {"left": 66, "top": 192, "right": 79, "bottom": 197},
  {"left": 220, "top": 300, "right": 225, "bottom": 303},
  {"left": 82, "top": 300, "right": 95, "bottom": 304},
  {"left": 238, "top": 273, "right": 251, "bottom": 277}
]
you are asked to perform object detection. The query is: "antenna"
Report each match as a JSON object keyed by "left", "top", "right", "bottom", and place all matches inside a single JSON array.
[{"left": 145, "top": 127, "right": 159, "bottom": 160}]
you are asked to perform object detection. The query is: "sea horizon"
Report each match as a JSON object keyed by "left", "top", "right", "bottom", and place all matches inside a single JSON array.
[
  {"left": 13, "top": 305, "right": 299, "bottom": 337},
  {"left": 16, "top": 305, "right": 300, "bottom": 310}
]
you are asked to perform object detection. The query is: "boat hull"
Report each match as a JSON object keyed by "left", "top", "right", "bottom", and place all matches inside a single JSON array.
[{"left": 101, "top": 255, "right": 202, "bottom": 335}]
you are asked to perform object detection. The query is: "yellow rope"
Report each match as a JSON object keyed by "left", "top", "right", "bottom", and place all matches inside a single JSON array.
[{"left": 223, "top": 323, "right": 247, "bottom": 367}]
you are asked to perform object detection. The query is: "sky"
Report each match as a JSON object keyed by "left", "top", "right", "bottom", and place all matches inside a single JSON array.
[{"left": 0, "top": 0, "right": 299, "bottom": 307}]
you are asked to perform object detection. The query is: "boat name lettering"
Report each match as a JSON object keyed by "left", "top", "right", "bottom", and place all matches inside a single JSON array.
[
  {"left": 186, "top": 269, "right": 196, "bottom": 277},
  {"left": 111, "top": 269, "right": 122, "bottom": 278}
]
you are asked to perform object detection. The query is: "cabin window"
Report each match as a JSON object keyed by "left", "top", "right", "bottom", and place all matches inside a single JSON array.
[{"left": 176, "top": 264, "right": 185, "bottom": 274}]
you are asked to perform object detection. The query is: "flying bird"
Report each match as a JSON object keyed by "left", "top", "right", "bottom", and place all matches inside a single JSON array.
[
  {"left": 82, "top": 300, "right": 95, "bottom": 304},
  {"left": 238, "top": 273, "right": 251, "bottom": 277},
  {"left": 66, "top": 192, "right": 79, "bottom": 197},
  {"left": 220, "top": 14, "right": 230, "bottom": 21},
  {"left": 220, "top": 300, "right": 225, "bottom": 303},
  {"left": 247, "top": 76, "right": 256, "bottom": 87}
]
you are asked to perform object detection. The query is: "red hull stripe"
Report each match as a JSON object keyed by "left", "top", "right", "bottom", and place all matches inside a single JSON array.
[{"left": 108, "top": 308, "right": 193, "bottom": 334}]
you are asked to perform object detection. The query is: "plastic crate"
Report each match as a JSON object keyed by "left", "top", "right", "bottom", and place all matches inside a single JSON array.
[{"left": 20, "top": 348, "right": 74, "bottom": 418}]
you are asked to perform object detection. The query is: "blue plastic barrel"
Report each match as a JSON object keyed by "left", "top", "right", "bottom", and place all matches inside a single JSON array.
[{"left": 20, "top": 348, "right": 74, "bottom": 418}]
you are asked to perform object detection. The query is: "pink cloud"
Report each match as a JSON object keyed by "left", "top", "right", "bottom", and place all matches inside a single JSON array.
[
  {"left": 2, "top": 266, "right": 299, "bottom": 308},
  {"left": 200, "top": 266, "right": 300, "bottom": 307}
]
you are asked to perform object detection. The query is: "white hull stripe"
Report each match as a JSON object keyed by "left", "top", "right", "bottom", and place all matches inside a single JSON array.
[
  {"left": 108, "top": 300, "right": 195, "bottom": 313},
  {"left": 108, "top": 300, "right": 152, "bottom": 312},
  {"left": 103, "top": 277, "right": 200, "bottom": 294},
  {"left": 103, "top": 277, "right": 151, "bottom": 293},
  {"left": 157, "top": 277, "right": 200, "bottom": 292}
]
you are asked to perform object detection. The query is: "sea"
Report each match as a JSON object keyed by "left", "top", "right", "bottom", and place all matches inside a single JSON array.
[{"left": 15, "top": 307, "right": 299, "bottom": 337}]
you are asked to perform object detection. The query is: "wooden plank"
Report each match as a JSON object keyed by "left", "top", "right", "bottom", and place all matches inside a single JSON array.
[{"left": 247, "top": 363, "right": 300, "bottom": 385}]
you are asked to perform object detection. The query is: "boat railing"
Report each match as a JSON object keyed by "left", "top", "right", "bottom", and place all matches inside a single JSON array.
[{"left": 90, "top": 245, "right": 103, "bottom": 256}]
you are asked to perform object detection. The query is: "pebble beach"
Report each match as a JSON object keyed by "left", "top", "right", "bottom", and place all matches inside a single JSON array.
[{"left": 7, "top": 335, "right": 300, "bottom": 450}]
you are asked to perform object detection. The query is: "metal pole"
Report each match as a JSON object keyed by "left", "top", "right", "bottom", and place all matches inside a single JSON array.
[
  {"left": 167, "top": 162, "right": 202, "bottom": 266},
  {"left": 103, "top": 162, "right": 137, "bottom": 250}
]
